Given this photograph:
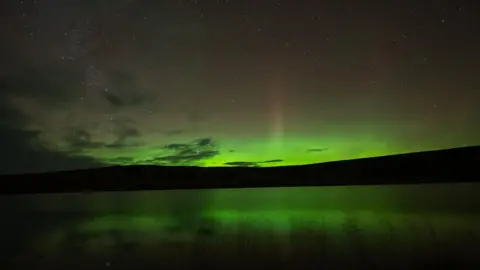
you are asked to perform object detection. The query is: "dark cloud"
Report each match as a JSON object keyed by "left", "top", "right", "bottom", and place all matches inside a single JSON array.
[
  {"left": 224, "top": 161, "right": 260, "bottom": 167},
  {"left": 102, "top": 91, "right": 125, "bottom": 107},
  {"left": 109, "top": 71, "right": 132, "bottom": 86},
  {"left": 63, "top": 123, "right": 142, "bottom": 151},
  {"left": 102, "top": 90, "right": 145, "bottom": 108},
  {"left": 0, "top": 125, "right": 105, "bottom": 175},
  {"left": 2, "top": 66, "right": 84, "bottom": 107},
  {"left": 0, "top": 78, "right": 31, "bottom": 127},
  {"left": 196, "top": 138, "right": 213, "bottom": 146},
  {"left": 64, "top": 129, "right": 105, "bottom": 150},
  {"left": 0, "top": 65, "right": 85, "bottom": 143},
  {"left": 263, "top": 159, "right": 283, "bottom": 163},
  {"left": 152, "top": 150, "right": 218, "bottom": 164},
  {"left": 140, "top": 137, "right": 219, "bottom": 166},
  {"left": 117, "top": 125, "right": 140, "bottom": 140},
  {"left": 0, "top": 76, "right": 105, "bottom": 175},
  {"left": 307, "top": 148, "right": 329, "bottom": 152},
  {"left": 165, "top": 143, "right": 191, "bottom": 151},
  {"left": 224, "top": 159, "right": 283, "bottom": 167},
  {"left": 0, "top": 101, "right": 27, "bottom": 127},
  {"left": 109, "top": 122, "right": 141, "bottom": 148},
  {"left": 101, "top": 71, "right": 146, "bottom": 108}
]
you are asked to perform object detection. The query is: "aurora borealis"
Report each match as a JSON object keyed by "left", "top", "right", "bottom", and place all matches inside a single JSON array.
[
  {"left": 2, "top": 3, "right": 480, "bottom": 268},
  {"left": 1, "top": 0, "right": 479, "bottom": 173}
]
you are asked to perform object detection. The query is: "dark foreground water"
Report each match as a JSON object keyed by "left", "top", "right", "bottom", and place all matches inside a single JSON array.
[{"left": 1, "top": 183, "right": 480, "bottom": 269}]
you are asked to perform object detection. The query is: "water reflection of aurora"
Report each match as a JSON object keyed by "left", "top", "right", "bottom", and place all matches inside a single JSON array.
[{"left": 3, "top": 183, "right": 474, "bottom": 249}]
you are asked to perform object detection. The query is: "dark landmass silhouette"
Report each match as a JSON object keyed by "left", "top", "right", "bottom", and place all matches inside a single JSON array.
[{"left": 0, "top": 146, "right": 478, "bottom": 195}]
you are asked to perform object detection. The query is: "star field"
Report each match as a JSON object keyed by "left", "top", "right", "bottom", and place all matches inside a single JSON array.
[{"left": 0, "top": 0, "right": 479, "bottom": 173}]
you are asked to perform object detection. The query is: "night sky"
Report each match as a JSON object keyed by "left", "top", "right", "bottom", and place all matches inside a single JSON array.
[{"left": 1, "top": 0, "right": 479, "bottom": 174}]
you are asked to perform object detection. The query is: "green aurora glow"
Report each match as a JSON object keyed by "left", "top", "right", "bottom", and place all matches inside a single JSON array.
[
  {"left": 62, "top": 133, "right": 479, "bottom": 167},
  {"left": 2, "top": 0, "right": 480, "bottom": 175}
]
